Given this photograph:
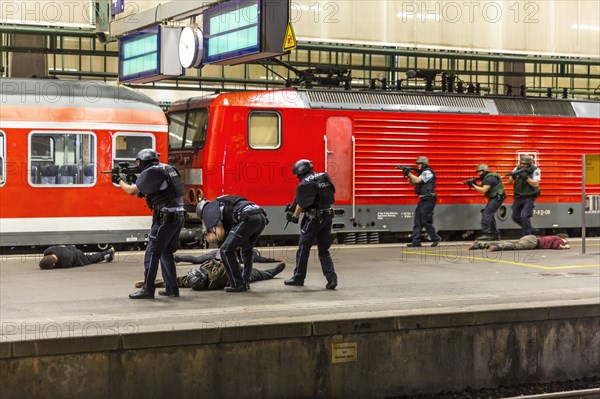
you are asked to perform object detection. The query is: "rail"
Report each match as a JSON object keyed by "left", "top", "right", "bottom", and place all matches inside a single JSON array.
[{"left": 504, "top": 388, "right": 600, "bottom": 399}]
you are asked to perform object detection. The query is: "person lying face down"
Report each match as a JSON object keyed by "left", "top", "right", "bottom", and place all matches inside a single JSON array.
[{"left": 469, "top": 233, "right": 570, "bottom": 252}]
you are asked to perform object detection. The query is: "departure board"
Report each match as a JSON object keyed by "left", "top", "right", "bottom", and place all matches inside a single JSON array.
[
  {"left": 118, "top": 26, "right": 182, "bottom": 84},
  {"left": 203, "top": 0, "right": 289, "bottom": 65},
  {"left": 204, "top": 0, "right": 260, "bottom": 64},
  {"left": 119, "top": 26, "right": 161, "bottom": 82}
]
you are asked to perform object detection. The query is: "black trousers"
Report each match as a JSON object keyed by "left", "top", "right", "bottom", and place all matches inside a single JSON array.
[
  {"left": 512, "top": 195, "right": 536, "bottom": 236},
  {"left": 411, "top": 196, "right": 441, "bottom": 245},
  {"left": 74, "top": 248, "right": 111, "bottom": 266},
  {"left": 481, "top": 195, "right": 505, "bottom": 236},
  {"left": 292, "top": 213, "right": 337, "bottom": 283},
  {"left": 142, "top": 211, "right": 185, "bottom": 295},
  {"left": 220, "top": 213, "right": 267, "bottom": 289}
]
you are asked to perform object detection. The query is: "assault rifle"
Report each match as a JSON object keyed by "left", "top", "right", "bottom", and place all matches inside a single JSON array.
[
  {"left": 462, "top": 177, "right": 480, "bottom": 188},
  {"left": 395, "top": 165, "right": 417, "bottom": 177},
  {"left": 284, "top": 201, "right": 298, "bottom": 229},
  {"left": 505, "top": 166, "right": 535, "bottom": 180},
  {"left": 102, "top": 162, "right": 140, "bottom": 184}
]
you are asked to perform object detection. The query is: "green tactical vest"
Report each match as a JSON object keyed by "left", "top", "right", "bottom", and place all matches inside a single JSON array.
[
  {"left": 484, "top": 172, "right": 505, "bottom": 198},
  {"left": 513, "top": 166, "right": 540, "bottom": 197}
]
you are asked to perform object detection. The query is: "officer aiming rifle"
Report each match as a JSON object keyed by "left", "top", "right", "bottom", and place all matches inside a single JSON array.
[
  {"left": 102, "top": 162, "right": 139, "bottom": 184},
  {"left": 465, "top": 164, "right": 506, "bottom": 241},
  {"left": 505, "top": 166, "right": 536, "bottom": 181},
  {"left": 462, "top": 177, "right": 481, "bottom": 188},
  {"left": 507, "top": 154, "right": 541, "bottom": 236},
  {"left": 396, "top": 165, "right": 418, "bottom": 177}
]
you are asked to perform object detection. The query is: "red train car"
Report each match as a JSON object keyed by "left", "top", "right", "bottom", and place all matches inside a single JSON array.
[
  {"left": 168, "top": 89, "right": 600, "bottom": 241},
  {"left": 0, "top": 78, "right": 168, "bottom": 247}
]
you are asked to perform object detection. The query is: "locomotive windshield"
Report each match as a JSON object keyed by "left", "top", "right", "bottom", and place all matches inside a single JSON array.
[{"left": 168, "top": 109, "right": 208, "bottom": 151}]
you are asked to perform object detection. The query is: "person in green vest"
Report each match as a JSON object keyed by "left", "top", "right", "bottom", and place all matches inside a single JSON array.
[
  {"left": 467, "top": 164, "right": 506, "bottom": 240},
  {"left": 508, "top": 155, "right": 541, "bottom": 236}
]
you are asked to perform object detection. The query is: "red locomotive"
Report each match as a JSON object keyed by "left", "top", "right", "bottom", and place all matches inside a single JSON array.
[
  {"left": 0, "top": 78, "right": 168, "bottom": 247},
  {"left": 167, "top": 88, "right": 600, "bottom": 242}
]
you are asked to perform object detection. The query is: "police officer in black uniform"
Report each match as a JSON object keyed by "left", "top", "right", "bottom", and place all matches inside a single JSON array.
[
  {"left": 405, "top": 156, "right": 442, "bottom": 247},
  {"left": 196, "top": 195, "right": 267, "bottom": 292},
  {"left": 284, "top": 159, "right": 338, "bottom": 289},
  {"left": 467, "top": 164, "right": 506, "bottom": 240},
  {"left": 508, "top": 154, "right": 541, "bottom": 236},
  {"left": 113, "top": 149, "right": 185, "bottom": 299}
]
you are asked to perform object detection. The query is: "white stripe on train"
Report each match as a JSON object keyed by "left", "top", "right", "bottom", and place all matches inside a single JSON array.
[
  {"left": 0, "top": 216, "right": 152, "bottom": 233},
  {"left": 0, "top": 121, "right": 168, "bottom": 132}
]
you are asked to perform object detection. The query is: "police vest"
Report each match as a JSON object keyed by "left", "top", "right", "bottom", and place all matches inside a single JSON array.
[
  {"left": 513, "top": 166, "right": 540, "bottom": 197},
  {"left": 144, "top": 164, "right": 185, "bottom": 210},
  {"left": 216, "top": 195, "right": 255, "bottom": 232},
  {"left": 297, "top": 172, "right": 336, "bottom": 209},
  {"left": 415, "top": 167, "right": 436, "bottom": 196},
  {"left": 483, "top": 172, "right": 505, "bottom": 199}
]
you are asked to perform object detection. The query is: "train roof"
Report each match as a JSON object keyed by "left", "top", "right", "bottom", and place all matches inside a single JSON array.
[
  {"left": 169, "top": 88, "right": 600, "bottom": 118},
  {"left": 0, "top": 78, "right": 159, "bottom": 110}
]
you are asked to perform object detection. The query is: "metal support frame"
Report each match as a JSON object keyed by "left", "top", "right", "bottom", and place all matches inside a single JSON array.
[{"left": 0, "top": 27, "right": 598, "bottom": 99}]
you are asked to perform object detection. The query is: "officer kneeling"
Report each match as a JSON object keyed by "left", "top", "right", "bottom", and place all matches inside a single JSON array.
[
  {"left": 196, "top": 195, "right": 267, "bottom": 292},
  {"left": 285, "top": 159, "right": 338, "bottom": 289},
  {"left": 113, "top": 149, "right": 185, "bottom": 299}
]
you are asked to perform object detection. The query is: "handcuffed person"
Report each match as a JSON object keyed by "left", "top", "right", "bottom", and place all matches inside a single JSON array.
[
  {"left": 135, "top": 255, "right": 285, "bottom": 291},
  {"left": 113, "top": 149, "right": 185, "bottom": 299}
]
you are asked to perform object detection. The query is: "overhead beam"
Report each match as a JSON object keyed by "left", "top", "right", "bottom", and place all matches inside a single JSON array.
[{"left": 109, "top": 0, "right": 217, "bottom": 37}]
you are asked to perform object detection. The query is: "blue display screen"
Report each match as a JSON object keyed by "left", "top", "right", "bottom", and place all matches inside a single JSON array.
[
  {"left": 118, "top": 26, "right": 161, "bottom": 82},
  {"left": 203, "top": 0, "right": 261, "bottom": 64}
]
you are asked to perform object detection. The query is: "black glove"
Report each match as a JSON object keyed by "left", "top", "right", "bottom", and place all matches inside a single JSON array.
[
  {"left": 286, "top": 213, "right": 299, "bottom": 224},
  {"left": 126, "top": 174, "right": 137, "bottom": 184},
  {"left": 467, "top": 181, "right": 475, "bottom": 188},
  {"left": 519, "top": 172, "right": 530, "bottom": 180},
  {"left": 111, "top": 167, "right": 122, "bottom": 184}
]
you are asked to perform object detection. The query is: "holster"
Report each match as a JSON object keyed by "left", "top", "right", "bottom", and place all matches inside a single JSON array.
[
  {"left": 157, "top": 210, "right": 181, "bottom": 224},
  {"left": 305, "top": 208, "right": 333, "bottom": 222}
]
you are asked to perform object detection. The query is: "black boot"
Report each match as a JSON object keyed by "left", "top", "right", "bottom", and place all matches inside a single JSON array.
[{"left": 129, "top": 288, "right": 154, "bottom": 299}]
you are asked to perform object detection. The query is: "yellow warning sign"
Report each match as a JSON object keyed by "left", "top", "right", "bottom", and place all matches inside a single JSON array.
[
  {"left": 283, "top": 22, "right": 297, "bottom": 52},
  {"left": 585, "top": 154, "right": 600, "bottom": 185}
]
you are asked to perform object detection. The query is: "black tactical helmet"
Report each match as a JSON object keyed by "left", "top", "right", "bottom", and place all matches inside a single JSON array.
[
  {"left": 416, "top": 156, "right": 429, "bottom": 165},
  {"left": 136, "top": 148, "right": 160, "bottom": 169},
  {"left": 476, "top": 164, "right": 489, "bottom": 173},
  {"left": 196, "top": 199, "right": 209, "bottom": 220},
  {"left": 520, "top": 155, "right": 533, "bottom": 165},
  {"left": 187, "top": 268, "right": 208, "bottom": 290},
  {"left": 292, "top": 159, "right": 313, "bottom": 177}
]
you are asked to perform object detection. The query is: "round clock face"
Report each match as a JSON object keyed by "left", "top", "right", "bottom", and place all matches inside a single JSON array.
[{"left": 179, "top": 27, "right": 203, "bottom": 69}]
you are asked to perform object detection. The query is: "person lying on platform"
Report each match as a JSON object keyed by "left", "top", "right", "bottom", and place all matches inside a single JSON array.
[
  {"left": 174, "top": 248, "right": 284, "bottom": 267},
  {"left": 134, "top": 257, "right": 285, "bottom": 291},
  {"left": 469, "top": 233, "right": 570, "bottom": 252},
  {"left": 39, "top": 245, "right": 115, "bottom": 269}
]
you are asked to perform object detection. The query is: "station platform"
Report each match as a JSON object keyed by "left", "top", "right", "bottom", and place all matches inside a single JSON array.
[{"left": 1, "top": 239, "right": 599, "bottom": 398}]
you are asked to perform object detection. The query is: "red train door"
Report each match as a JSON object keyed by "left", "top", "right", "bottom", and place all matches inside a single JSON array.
[{"left": 325, "top": 117, "right": 353, "bottom": 204}]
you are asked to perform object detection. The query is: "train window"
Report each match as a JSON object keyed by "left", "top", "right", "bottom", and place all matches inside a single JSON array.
[
  {"left": 169, "top": 112, "right": 186, "bottom": 149},
  {"left": 29, "top": 132, "right": 96, "bottom": 187},
  {"left": 0, "top": 131, "right": 5, "bottom": 186},
  {"left": 248, "top": 111, "right": 281, "bottom": 149},
  {"left": 113, "top": 133, "right": 155, "bottom": 167},
  {"left": 185, "top": 110, "right": 208, "bottom": 150}
]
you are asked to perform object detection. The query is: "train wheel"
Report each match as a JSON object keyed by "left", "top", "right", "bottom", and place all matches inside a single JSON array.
[{"left": 97, "top": 243, "right": 110, "bottom": 250}]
